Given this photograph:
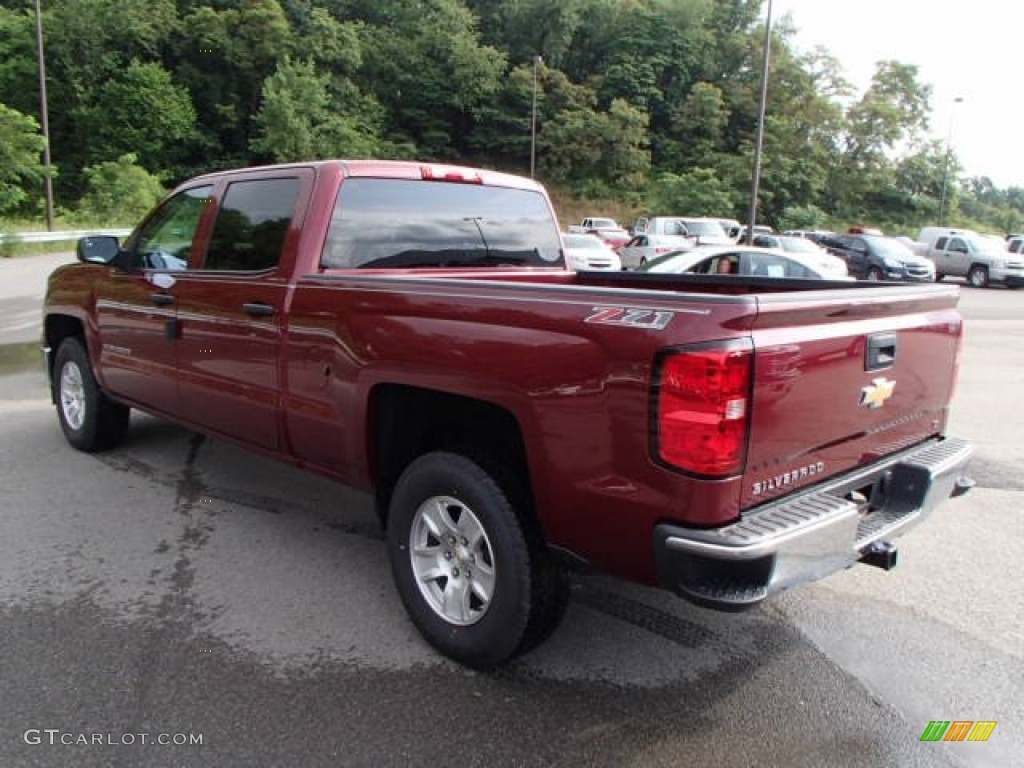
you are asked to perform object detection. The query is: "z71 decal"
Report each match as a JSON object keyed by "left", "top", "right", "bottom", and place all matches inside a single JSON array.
[{"left": 585, "top": 306, "right": 674, "bottom": 330}]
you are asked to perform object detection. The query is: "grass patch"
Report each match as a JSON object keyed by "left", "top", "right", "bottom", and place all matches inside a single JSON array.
[
  {"left": 0, "top": 240, "right": 82, "bottom": 258},
  {"left": 0, "top": 341, "right": 43, "bottom": 375}
]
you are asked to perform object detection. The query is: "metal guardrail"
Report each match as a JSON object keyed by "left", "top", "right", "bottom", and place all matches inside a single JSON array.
[{"left": 0, "top": 228, "right": 132, "bottom": 246}]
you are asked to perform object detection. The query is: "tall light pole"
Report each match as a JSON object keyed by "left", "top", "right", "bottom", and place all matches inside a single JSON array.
[
  {"left": 530, "top": 55, "right": 542, "bottom": 179},
  {"left": 34, "top": 0, "right": 55, "bottom": 231},
  {"left": 745, "top": 0, "right": 773, "bottom": 243},
  {"left": 938, "top": 96, "right": 964, "bottom": 226}
]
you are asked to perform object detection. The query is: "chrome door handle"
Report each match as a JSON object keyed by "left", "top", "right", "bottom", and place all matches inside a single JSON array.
[{"left": 242, "top": 302, "right": 275, "bottom": 317}]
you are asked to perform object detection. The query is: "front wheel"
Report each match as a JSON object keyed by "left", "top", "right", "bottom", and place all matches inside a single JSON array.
[
  {"left": 968, "top": 265, "right": 990, "bottom": 288},
  {"left": 865, "top": 267, "right": 883, "bottom": 281},
  {"left": 53, "top": 337, "right": 129, "bottom": 452},
  {"left": 386, "top": 451, "right": 568, "bottom": 669}
]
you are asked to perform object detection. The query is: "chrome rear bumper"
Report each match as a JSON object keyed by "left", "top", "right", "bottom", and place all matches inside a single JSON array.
[{"left": 654, "top": 437, "right": 973, "bottom": 610}]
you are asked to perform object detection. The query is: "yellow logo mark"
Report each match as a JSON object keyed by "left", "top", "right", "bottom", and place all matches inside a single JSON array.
[
  {"left": 859, "top": 377, "right": 895, "bottom": 409},
  {"left": 967, "top": 721, "right": 997, "bottom": 742}
]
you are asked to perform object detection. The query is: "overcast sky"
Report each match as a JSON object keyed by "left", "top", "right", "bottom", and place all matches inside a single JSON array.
[{"left": 774, "top": 0, "right": 1023, "bottom": 189}]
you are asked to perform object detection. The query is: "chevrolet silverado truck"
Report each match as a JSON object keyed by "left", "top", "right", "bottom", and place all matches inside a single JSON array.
[
  {"left": 43, "top": 160, "right": 973, "bottom": 669},
  {"left": 915, "top": 227, "right": 1024, "bottom": 289}
]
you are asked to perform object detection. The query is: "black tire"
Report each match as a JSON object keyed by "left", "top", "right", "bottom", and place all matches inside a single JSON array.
[
  {"left": 935, "top": 273, "right": 945, "bottom": 282},
  {"left": 53, "top": 337, "right": 129, "bottom": 452},
  {"left": 967, "top": 265, "right": 990, "bottom": 288},
  {"left": 386, "top": 451, "right": 567, "bottom": 669},
  {"left": 865, "top": 267, "right": 883, "bottom": 281}
]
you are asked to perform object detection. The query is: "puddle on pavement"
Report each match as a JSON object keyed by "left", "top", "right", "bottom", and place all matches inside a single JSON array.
[{"left": 0, "top": 341, "right": 42, "bottom": 375}]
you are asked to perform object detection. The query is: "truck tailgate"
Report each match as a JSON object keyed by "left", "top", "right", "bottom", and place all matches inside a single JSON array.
[{"left": 741, "top": 285, "right": 963, "bottom": 509}]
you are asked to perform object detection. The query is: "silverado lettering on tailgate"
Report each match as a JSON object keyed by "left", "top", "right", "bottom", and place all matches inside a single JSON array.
[{"left": 752, "top": 462, "right": 826, "bottom": 497}]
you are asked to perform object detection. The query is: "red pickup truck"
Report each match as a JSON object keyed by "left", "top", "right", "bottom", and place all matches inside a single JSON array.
[{"left": 43, "top": 160, "right": 973, "bottom": 668}]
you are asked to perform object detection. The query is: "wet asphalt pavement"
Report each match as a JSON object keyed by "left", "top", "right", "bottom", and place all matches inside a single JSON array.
[{"left": 0, "top": 255, "right": 1019, "bottom": 767}]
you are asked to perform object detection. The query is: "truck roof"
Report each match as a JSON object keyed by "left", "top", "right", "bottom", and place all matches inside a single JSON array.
[{"left": 183, "top": 159, "right": 544, "bottom": 192}]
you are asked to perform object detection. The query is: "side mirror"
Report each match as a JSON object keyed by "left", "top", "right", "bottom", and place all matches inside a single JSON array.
[{"left": 76, "top": 236, "right": 120, "bottom": 264}]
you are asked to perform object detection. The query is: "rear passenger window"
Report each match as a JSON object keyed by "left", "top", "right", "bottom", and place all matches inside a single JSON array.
[
  {"left": 203, "top": 178, "right": 300, "bottom": 271},
  {"left": 935, "top": 237, "right": 948, "bottom": 250}
]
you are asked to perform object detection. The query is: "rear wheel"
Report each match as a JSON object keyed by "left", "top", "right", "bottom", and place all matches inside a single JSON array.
[
  {"left": 386, "top": 451, "right": 568, "bottom": 669},
  {"left": 54, "top": 337, "right": 129, "bottom": 452},
  {"left": 968, "top": 265, "right": 990, "bottom": 288}
]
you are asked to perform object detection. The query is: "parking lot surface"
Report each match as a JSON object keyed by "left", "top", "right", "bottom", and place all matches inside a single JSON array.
[{"left": 1, "top": 255, "right": 1019, "bottom": 767}]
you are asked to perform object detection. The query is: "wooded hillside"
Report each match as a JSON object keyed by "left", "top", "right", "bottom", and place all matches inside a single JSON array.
[{"left": 1, "top": 0, "right": 1022, "bottom": 234}]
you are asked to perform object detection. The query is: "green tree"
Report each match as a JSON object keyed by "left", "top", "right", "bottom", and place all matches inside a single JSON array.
[
  {"left": 830, "top": 60, "right": 933, "bottom": 220},
  {"left": 78, "top": 153, "right": 165, "bottom": 223},
  {"left": 250, "top": 57, "right": 384, "bottom": 161},
  {"left": 174, "top": 0, "right": 294, "bottom": 164},
  {"left": 645, "top": 168, "right": 739, "bottom": 217},
  {"left": 0, "top": 102, "right": 47, "bottom": 214},
  {"left": 0, "top": 7, "right": 40, "bottom": 118},
  {"left": 778, "top": 204, "right": 827, "bottom": 231},
  {"left": 537, "top": 69, "right": 650, "bottom": 190},
  {"left": 466, "top": 0, "right": 585, "bottom": 70},
  {"left": 73, "top": 61, "right": 196, "bottom": 172},
  {"left": 345, "top": 0, "right": 506, "bottom": 157}
]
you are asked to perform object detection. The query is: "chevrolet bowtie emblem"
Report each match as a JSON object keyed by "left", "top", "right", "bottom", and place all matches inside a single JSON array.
[{"left": 860, "top": 377, "right": 895, "bottom": 409}]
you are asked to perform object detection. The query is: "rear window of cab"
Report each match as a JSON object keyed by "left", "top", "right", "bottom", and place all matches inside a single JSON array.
[{"left": 322, "top": 178, "right": 563, "bottom": 269}]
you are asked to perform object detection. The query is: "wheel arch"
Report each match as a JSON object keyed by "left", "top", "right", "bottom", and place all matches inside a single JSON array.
[
  {"left": 43, "top": 314, "right": 87, "bottom": 397},
  {"left": 367, "top": 384, "right": 540, "bottom": 538}
]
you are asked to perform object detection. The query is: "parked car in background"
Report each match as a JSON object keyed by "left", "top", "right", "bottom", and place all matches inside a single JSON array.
[
  {"left": 616, "top": 234, "right": 694, "bottom": 269},
  {"left": 561, "top": 232, "right": 622, "bottom": 271},
  {"left": 632, "top": 216, "right": 734, "bottom": 246},
  {"left": 638, "top": 245, "right": 854, "bottom": 280},
  {"left": 567, "top": 217, "right": 630, "bottom": 248},
  {"left": 751, "top": 234, "right": 849, "bottom": 278},
  {"left": 782, "top": 229, "right": 833, "bottom": 240},
  {"left": 916, "top": 228, "right": 1024, "bottom": 288},
  {"left": 718, "top": 218, "right": 742, "bottom": 240},
  {"left": 820, "top": 233, "right": 935, "bottom": 282},
  {"left": 737, "top": 224, "right": 774, "bottom": 243}
]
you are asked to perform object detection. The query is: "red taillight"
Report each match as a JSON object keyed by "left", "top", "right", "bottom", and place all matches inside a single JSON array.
[{"left": 655, "top": 345, "right": 752, "bottom": 476}]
